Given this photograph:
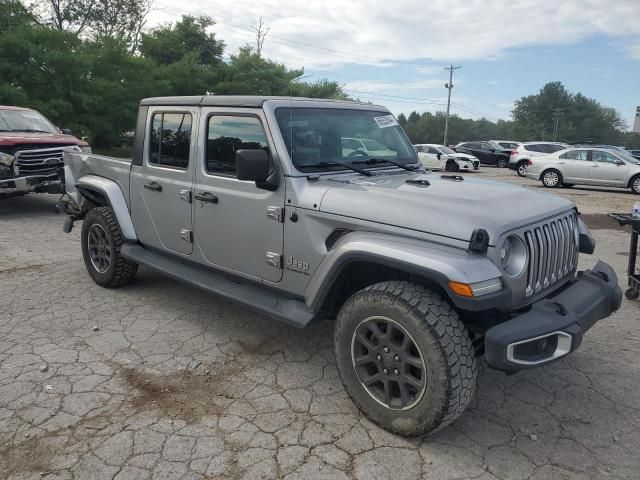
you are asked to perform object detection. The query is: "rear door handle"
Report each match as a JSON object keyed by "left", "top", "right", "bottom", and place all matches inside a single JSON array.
[
  {"left": 194, "top": 192, "right": 219, "bottom": 204},
  {"left": 144, "top": 182, "right": 162, "bottom": 192}
]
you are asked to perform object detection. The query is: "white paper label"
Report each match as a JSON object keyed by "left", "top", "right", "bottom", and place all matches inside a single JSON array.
[{"left": 374, "top": 115, "right": 398, "bottom": 128}]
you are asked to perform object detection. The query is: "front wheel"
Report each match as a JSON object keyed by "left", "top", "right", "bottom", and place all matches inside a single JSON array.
[
  {"left": 496, "top": 157, "right": 508, "bottom": 168},
  {"left": 334, "top": 281, "right": 477, "bottom": 436},
  {"left": 81, "top": 207, "right": 138, "bottom": 288},
  {"left": 445, "top": 160, "right": 459, "bottom": 172},
  {"left": 631, "top": 175, "right": 640, "bottom": 195},
  {"left": 541, "top": 169, "right": 562, "bottom": 188}
]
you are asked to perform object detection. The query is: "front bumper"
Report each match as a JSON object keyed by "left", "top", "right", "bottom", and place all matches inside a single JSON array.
[
  {"left": 0, "top": 172, "right": 63, "bottom": 194},
  {"left": 484, "top": 260, "right": 622, "bottom": 372}
]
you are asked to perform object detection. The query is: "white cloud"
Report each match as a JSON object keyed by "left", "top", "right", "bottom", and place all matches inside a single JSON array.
[{"left": 151, "top": 0, "right": 640, "bottom": 67}]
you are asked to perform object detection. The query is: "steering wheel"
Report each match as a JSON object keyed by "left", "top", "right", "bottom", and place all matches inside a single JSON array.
[{"left": 347, "top": 150, "right": 368, "bottom": 157}]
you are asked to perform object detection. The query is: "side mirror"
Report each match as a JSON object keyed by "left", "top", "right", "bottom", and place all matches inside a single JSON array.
[
  {"left": 436, "top": 152, "right": 442, "bottom": 160},
  {"left": 614, "top": 159, "right": 625, "bottom": 165},
  {"left": 236, "top": 149, "right": 277, "bottom": 189},
  {"left": 61, "top": 128, "right": 72, "bottom": 135}
]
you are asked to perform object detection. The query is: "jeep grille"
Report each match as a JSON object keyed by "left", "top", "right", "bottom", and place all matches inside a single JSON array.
[{"left": 524, "top": 211, "right": 578, "bottom": 297}]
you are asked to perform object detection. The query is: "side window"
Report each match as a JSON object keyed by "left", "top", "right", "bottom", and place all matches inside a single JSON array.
[
  {"left": 206, "top": 115, "right": 269, "bottom": 176},
  {"left": 592, "top": 151, "right": 619, "bottom": 164},
  {"left": 547, "top": 145, "right": 566, "bottom": 153},
  {"left": 427, "top": 147, "right": 439, "bottom": 155},
  {"left": 525, "top": 144, "right": 544, "bottom": 153},
  {"left": 342, "top": 139, "right": 360, "bottom": 150},
  {"left": 560, "top": 150, "right": 589, "bottom": 161},
  {"left": 149, "top": 112, "right": 192, "bottom": 169},
  {"left": 465, "top": 142, "right": 479, "bottom": 149}
]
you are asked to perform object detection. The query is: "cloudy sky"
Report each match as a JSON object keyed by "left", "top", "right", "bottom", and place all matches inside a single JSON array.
[{"left": 149, "top": 0, "right": 640, "bottom": 126}]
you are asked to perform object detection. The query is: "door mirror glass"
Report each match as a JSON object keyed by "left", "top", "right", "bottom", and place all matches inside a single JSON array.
[{"left": 236, "top": 149, "right": 271, "bottom": 185}]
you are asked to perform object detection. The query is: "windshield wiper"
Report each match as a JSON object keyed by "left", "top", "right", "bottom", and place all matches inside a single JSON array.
[
  {"left": 298, "top": 161, "right": 373, "bottom": 176},
  {"left": 11, "top": 129, "right": 52, "bottom": 133},
  {"left": 352, "top": 158, "right": 419, "bottom": 172}
]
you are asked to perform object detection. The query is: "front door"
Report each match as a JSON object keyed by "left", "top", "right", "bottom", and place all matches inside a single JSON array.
[
  {"left": 130, "top": 108, "right": 197, "bottom": 255},
  {"left": 589, "top": 150, "right": 629, "bottom": 186},
  {"left": 193, "top": 110, "right": 285, "bottom": 282},
  {"left": 558, "top": 149, "right": 590, "bottom": 183}
]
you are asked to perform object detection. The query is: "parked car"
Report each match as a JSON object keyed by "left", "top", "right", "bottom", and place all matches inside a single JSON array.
[
  {"left": 61, "top": 95, "right": 620, "bottom": 436},
  {"left": 0, "top": 105, "right": 90, "bottom": 199},
  {"left": 453, "top": 141, "right": 511, "bottom": 167},
  {"left": 491, "top": 139, "right": 521, "bottom": 150},
  {"left": 526, "top": 147, "right": 640, "bottom": 194},
  {"left": 627, "top": 149, "right": 640, "bottom": 160},
  {"left": 414, "top": 143, "right": 479, "bottom": 171},
  {"left": 509, "top": 142, "right": 569, "bottom": 177}
]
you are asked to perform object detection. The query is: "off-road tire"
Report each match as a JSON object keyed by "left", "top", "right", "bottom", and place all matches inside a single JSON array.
[
  {"left": 81, "top": 207, "right": 138, "bottom": 288},
  {"left": 542, "top": 169, "right": 563, "bottom": 188},
  {"left": 517, "top": 161, "right": 528, "bottom": 177},
  {"left": 630, "top": 175, "right": 640, "bottom": 195},
  {"left": 334, "top": 281, "right": 477, "bottom": 436},
  {"left": 496, "top": 157, "right": 508, "bottom": 168}
]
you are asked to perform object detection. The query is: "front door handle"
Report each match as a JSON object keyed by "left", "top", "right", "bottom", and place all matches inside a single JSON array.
[
  {"left": 144, "top": 182, "right": 162, "bottom": 192},
  {"left": 194, "top": 192, "right": 219, "bottom": 204},
  {"left": 557, "top": 161, "right": 566, "bottom": 165}
]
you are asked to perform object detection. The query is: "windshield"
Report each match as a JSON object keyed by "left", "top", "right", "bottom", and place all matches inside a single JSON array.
[
  {"left": 274, "top": 107, "right": 417, "bottom": 171},
  {"left": 617, "top": 151, "right": 640, "bottom": 164},
  {"left": 0, "top": 109, "right": 59, "bottom": 134},
  {"left": 438, "top": 146, "right": 456, "bottom": 154}
]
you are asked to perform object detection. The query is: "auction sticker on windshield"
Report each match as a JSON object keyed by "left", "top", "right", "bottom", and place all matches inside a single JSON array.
[{"left": 374, "top": 115, "right": 398, "bottom": 128}]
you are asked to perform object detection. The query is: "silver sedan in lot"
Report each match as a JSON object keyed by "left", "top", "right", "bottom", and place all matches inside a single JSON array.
[{"left": 526, "top": 147, "right": 640, "bottom": 194}]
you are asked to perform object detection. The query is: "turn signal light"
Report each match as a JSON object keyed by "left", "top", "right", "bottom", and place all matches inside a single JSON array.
[{"left": 448, "top": 281, "right": 474, "bottom": 297}]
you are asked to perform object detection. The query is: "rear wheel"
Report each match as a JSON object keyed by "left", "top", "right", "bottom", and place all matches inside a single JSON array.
[
  {"left": 334, "top": 281, "right": 477, "bottom": 436},
  {"left": 517, "top": 162, "right": 528, "bottom": 177},
  {"left": 542, "top": 169, "right": 562, "bottom": 188},
  {"left": 631, "top": 175, "right": 640, "bottom": 195},
  {"left": 496, "top": 157, "right": 508, "bottom": 168},
  {"left": 81, "top": 207, "right": 138, "bottom": 288}
]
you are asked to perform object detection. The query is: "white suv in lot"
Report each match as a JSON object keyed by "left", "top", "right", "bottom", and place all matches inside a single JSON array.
[
  {"left": 526, "top": 147, "right": 640, "bottom": 194},
  {"left": 509, "top": 142, "right": 569, "bottom": 177}
]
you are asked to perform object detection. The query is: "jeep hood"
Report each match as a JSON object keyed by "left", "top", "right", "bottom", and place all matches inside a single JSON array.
[{"left": 318, "top": 172, "right": 573, "bottom": 245}]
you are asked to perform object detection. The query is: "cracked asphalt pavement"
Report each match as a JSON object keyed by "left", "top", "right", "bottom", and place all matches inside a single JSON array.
[{"left": 1, "top": 168, "right": 639, "bottom": 480}]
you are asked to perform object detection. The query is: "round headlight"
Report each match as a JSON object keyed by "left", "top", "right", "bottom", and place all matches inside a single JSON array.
[{"left": 500, "top": 235, "right": 527, "bottom": 278}]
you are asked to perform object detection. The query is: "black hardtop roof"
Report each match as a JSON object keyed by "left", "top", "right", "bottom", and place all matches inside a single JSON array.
[{"left": 139, "top": 95, "right": 380, "bottom": 108}]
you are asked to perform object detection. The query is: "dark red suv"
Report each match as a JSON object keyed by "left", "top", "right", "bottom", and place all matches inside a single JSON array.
[{"left": 0, "top": 105, "right": 89, "bottom": 198}]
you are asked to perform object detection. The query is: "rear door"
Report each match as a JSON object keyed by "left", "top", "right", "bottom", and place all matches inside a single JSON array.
[
  {"left": 589, "top": 150, "right": 628, "bottom": 186},
  {"left": 557, "top": 149, "right": 590, "bottom": 182},
  {"left": 130, "top": 107, "right": 197, "bottom": 255},
  {"left": 192, "top": 109, "right": 285, "bottom": 282}
]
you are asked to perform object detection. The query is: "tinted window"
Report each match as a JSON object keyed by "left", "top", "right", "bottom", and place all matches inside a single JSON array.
[
  {"left": 206, "top": 116, "right": 269, "bottom": 176},
  {"left": 524, "top": 144, "right": 546, "bottom": 153},
  {"left": 427, "top": 147, "right": 439, "bottom": 154},
  {"left": 592, "top": 151, "right": 619, "bottom": 164},
  {"left": 560, "top": 150, "right": 589, "bottom": 161},
  {"left": 547, "top": 144, "right": 567, "bottom": 153},
  {"left": 464, "top": 142, "right": 480, "bottom": 149},
  {"left": 149, "top": 113, "right": 192, "bottom": 169}
]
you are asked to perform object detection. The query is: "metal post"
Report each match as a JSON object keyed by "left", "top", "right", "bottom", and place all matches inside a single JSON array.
[{"left": 443, "top": 65, "right": 460, "bottom": 146}]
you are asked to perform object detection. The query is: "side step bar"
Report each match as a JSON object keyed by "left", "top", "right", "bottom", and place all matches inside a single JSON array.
[{"left": 120, "top": 244, "right": 317, "bottom": 328}]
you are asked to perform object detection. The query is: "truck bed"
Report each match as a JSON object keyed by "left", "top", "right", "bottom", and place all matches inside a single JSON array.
[{"left": 63, "top": 151, "right": 133, "bottom": 206}]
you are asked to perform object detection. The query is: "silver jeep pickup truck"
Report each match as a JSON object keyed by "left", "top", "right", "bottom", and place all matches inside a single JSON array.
[{"left": 61, "top": 96, "right": 622, "bottom": 436}]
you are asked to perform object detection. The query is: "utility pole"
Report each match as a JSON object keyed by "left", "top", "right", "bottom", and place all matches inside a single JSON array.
[
  {"left": 552, "top": 108, "right": 564, "bottom": 141},
  {"left": 443, "top": 64, "right": 461, "bottom": 146}
]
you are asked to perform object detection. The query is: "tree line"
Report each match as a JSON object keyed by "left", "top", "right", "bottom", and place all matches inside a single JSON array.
[
  {"left": 2, "top": 1, "right": 637, "bottom": 150},
  {"left": 0, "top": 0, "right": 346, "bottom": 147},
  {"left": 398, "top": 82, "right": 640, "bottom": 148}
]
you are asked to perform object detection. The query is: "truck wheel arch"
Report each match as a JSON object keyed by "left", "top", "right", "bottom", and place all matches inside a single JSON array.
[{"left": 75, "top": 175, "right": 138, "bottom": 242}]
